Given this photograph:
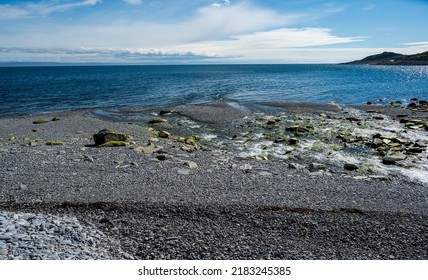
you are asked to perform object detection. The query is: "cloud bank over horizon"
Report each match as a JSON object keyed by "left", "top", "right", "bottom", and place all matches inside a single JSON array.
[{"left": 0, "top": 0, "right": 427, "bottom": 64}]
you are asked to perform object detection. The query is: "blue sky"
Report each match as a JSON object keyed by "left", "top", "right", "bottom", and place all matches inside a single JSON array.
[{"left": 0, "top": 0, "right": 427, "bottom": 64}]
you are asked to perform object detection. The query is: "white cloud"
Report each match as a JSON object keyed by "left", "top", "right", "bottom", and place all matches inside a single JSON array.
[
  {"left": 1, "top": 2, "right": 300, "bottom": 48},
  {"left": 0, "top": 0, "right": 101, "bottom": 20},
  {"left": 0, "top": 5, "right": 30, "bottom": 20},
  {"left": 403, "top": 41, "right": 428, "bottom": 46},
  {"left": 212, "top": 0, "right": 232, "bottom": 8},
  {"left": 122, "top": 0, "right": 143, "bottom": 5}
]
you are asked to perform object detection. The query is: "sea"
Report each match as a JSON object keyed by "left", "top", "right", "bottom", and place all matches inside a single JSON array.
[{"left": 1, "top": 64, "right": 428, "bottom": 116}]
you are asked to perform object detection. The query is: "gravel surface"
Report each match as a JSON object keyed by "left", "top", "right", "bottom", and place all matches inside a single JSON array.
[{"left": 0, "top": 103, "right": 427, "bottom": 260}]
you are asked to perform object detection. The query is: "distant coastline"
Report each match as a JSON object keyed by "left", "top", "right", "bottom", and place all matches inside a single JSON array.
[{"left": 343, "top": 51, "right": 428, "bottom": 65}]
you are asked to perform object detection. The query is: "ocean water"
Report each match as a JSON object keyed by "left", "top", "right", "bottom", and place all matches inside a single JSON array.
[{"left": 1, "top": 64, "right": 428, "bottom": 116}]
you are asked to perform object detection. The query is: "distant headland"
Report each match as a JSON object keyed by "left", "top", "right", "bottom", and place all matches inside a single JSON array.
[{"left": 343, "top": 51, "right": 428, "bottom": 65}]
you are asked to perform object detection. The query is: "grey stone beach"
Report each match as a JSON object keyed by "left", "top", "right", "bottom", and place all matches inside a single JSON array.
[{"left": 0, "top": 102, "right": 427, "bottom": 260}]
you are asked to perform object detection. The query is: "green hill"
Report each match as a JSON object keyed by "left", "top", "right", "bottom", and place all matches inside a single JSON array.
[{"left": 344, "top": 51, "right": 428, "bottom": 65}]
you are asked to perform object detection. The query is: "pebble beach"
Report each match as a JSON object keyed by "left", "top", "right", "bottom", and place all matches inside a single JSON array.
[{"left": 1, "top": 102, "right": 427, "bottom": 260}]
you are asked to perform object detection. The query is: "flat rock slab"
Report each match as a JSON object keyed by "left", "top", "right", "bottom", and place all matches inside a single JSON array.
[{"left": 177, "top": 103, "right": 245, "bottom": 124}]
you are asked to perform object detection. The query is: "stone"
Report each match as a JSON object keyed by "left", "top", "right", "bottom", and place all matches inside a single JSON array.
[
  {"left": 19, "top": 184, "right": 28, "bottom": 190},
  {"left": 344, "top": 163, "right": 359, "bottom": 171},
  {"left": 33, "top": 119, "right": 48, "bottom": 124},
  {"left": 373, "top": 115, "right": 384, "bottom": 120},
  {"left": 148, "top": 118, "right": 168, "bottom": 124},
  {"left": 157, "top": 130, "right": 171, "bottom": 138},
  {"left": 186, "top": 161, "right": 198, "bottom": 169},
  {"left": 46, "top": 140, "right": 64, "bottom": 145},
  {"left": 237, "top": 152, "right": 250, "bottom": 160},
  {"left": 149, "top": 137, "right": 159, "bottom": 143},
  {"left": 346, "top": 116, "right": 362, "bottom": 122},
  {"left": 84, "top": 155, "right": 95, "bottom": 162},
  {"left": 93, "top": 129, "right": 131, "bottom": 146},
  {"left": 309, "top": 162, "right": 327, "bottom": 172},
  {"left": 0, "top": 241, "right": 6, "bottom": 249},
  {"left": 288, "top": 163, "right": 305, "bottom": 170},
  {"left": 288, "top": 138, "right": 299, "bottom": 145},
  {"left": 185, "top": 138, "right": 198, "bottom": 146},
  {"left": 177, "top": 169, "right": 190, "bottom": 175},
  {"left": 285, "top": 125, "right": 311, "bottom": 133},
  {"left": 134, "top": 143, "right": 156, "bottom": 154},
  {"left": 266, "top": 118, "right": 280, "bottom": 125},
  {"left": 160, "top": 110, "right": 177, "bottom": 115},
  {"left": 181, "top": 144, "right": 199, "bottom": 153},
  {"left": 156, "top": 154, "right": 167, "bottom": 161},
  {"left": 407, "top": 147, "right": 425, "bottom": 154},
  {"left": 239, "top": 164, "right": 252, "bottom": 172},
  {"left": 258, "top": 171, "right": 273, "bottom": 176},
  {"left": 51, "top": 117, "right": 61, "bottom": 121},
  {"left": 382, "top": 153, "right": 406, "bottom": 165},
  {"left": 371, "top": 138, "right": 383, "bottom": 148},
  {"left": 0, "top": 248, "right": 7, "bottom": 256},
  {"left": 99, "top": 141, "right": 127, "bottom": 147},
  {"left": 0, "top": 235, "right": 12, "bottom": 240}
]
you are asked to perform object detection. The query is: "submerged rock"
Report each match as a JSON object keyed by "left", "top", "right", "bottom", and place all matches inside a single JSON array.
[{"left": 93, "top": 129, "right": 131, "bottom": 146}]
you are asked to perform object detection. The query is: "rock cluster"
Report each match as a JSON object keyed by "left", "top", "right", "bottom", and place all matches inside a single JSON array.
[
  {"left": 0, "top": 211, "right": 120, "bottom": 260},
  {"left": 93, "top": 129, "right": 131, "bottom": 146}
]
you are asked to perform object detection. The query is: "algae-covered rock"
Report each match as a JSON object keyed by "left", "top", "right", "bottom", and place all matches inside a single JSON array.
[
  {"left": 185, "top": 138, "right": 197, "bottom": 146},
  {"left": 99, "top": 141, "right": 127, "bottom": 147},
  {"left": 157, "top": 130, "right": 171, "bottom": 138},
  {"left": 51, "top": 117, "right": 61, "bottom": 121},
  {"left": 266, "top": 118, "right": 281, "bottom": 125},
  {"left": 93, "top": 129, "right": 131, "bottom": 145},
  {"left": 33, "top": 120, "right": 48, "bottom": 124},
  {"left": 46, "top": 140, "right": 64, "bottom": 145},
  {"left": 159, "top": 110, "right": 177, "bottom": 115},
  {"left": 8, "top": 136, "right": 16, "bottom": 141},
  {"left": 148, "top": 118, "right": 168, "bottom": 124},
  {"left": 177, "top": 137, "right": 186, "bottom": 142}
]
